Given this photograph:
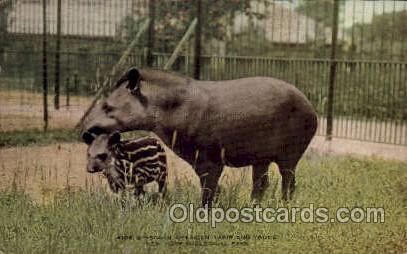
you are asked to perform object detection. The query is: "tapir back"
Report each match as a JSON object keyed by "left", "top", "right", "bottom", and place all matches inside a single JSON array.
[{"left": 193, "top": 77, "right": 317, "bottom": 167}]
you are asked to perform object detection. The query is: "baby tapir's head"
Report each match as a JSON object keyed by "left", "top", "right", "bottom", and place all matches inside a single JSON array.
[{"left": 86, "top": 132, "right": 121, "bottom": 173}]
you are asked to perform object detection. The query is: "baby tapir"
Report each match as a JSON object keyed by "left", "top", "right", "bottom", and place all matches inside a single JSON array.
[{"left": 86, "top": 132, "right": 167, "bottom": 196}]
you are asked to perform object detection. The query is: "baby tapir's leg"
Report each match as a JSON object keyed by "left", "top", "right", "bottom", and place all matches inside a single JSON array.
[
  {"left": 104, "top": 166, "right": 125, "bottom": 193},
  {"left": 158, "top": 170, "right": 167, "bottom": 197},
  {"left": 134, "top": 185, "right": 145, "bottom": 197},
  {"left": 133, "top": 172, "right": 147, "bottom": 197}
]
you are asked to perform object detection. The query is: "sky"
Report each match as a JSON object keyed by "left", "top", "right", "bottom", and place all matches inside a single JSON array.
[{"left": 280, "top": 0, "right": 406, "bottom": 27}]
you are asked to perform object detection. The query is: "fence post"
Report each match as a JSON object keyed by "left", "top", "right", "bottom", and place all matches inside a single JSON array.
[
  {"left": 76, "top": 19, "right": 150, "bottom": 129},
  {"left": 54, "top": 0, "right": 61, "bottom": 109},
  {"left": 193, "top": 0, "right": 202, "bottom": 80},
  {"left": 326, "top": 0, "right": 339, "bottom": 141},
  {"left": 163, "top": 18, "right": 197, "bottom": 71},
  {"left": 146, "top": 0, "right": 155, "bottom": 67},
  {"left": 0, "top": 0, "right": 11, "bottom": 67},
  {"left": 42, "top": 0, "right": 48, "bottom": 131},
  {"left": 65, "top": 77, "right": 70, "bottom": 107},
  {"left": 74, "top": 73, "right": 79, "bottom": 94}
]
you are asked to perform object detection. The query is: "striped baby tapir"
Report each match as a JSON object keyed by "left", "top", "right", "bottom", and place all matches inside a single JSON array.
[{"left": 86, "top": 132, "right": 167, "bottom": 197}]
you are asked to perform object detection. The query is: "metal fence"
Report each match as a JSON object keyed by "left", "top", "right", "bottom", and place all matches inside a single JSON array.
[{"left": 0, "top": 0, "right": 406, "bottom": 146}]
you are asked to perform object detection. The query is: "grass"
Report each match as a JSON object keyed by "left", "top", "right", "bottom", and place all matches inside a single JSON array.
[
  {"left": 0, "top": 154, "right": 406, "bottom": 253},
  {"left": 0, "top": 128, "right": 157, "bottom": 148},
  {"left": 0, "top": 128, "right": 80, "bottom": 148}
]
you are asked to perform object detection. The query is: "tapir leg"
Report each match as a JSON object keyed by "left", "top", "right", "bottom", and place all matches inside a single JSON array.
[
  {"left": 251, "top": 162, "right": 270, "bottom": 202},
  {"left": 195, "top": 161, "right": 223, "bottom": 207},
  {"left": 279, "top": 168, "right": 295, "bottom": 201},
  {"left": 277, "top": 159, "right": 298, "bottom": 201}
]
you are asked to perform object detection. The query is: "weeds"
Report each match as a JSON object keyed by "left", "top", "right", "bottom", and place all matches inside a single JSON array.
[
  {"left": 0, "top": 128, "right": 79, "bottom": 148},
  {"left": 0, "top": 154, "right": 406, "bottom": 253}
]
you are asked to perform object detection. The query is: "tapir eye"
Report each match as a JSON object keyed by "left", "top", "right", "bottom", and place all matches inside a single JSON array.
[
  {"left": 97, "top": 153, "right": 108, "bottom": 161},
  {"left": 102, "top": 102, "right": 114, "bottom": 113}
]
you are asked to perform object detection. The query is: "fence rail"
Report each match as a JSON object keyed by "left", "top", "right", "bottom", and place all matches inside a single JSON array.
[
  {"left": 1, "top": 50, "right": 405, "bottom": 145},
  {"left": 0, "top": 0, "right": 406, "bottom": 146}
]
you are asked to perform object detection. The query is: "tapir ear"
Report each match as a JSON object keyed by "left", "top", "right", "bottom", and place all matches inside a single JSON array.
[
  {"left": 125, "top": 67, "right": 148, "bottom": 107},
  {"left": 108, "top": 132, "right": 121, "bottom": 146},
  {"left": 125, "top": 67, "right": 141, "bottom": 91},
  {"left": 82, "top": 132, "right": 94, "bottom": 145}
]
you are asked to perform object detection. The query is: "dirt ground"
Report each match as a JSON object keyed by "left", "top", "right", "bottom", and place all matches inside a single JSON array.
[
  {"left": 0, "top": 90, "right": 91, "bottom": 131},
  {"left": 0, "top": 142, "right": 256, "bottom": 203},
  {"left": 310, "top": 135, "right": 407, "bottom": 161},
  {"left": 1, "top": 137, "right": 406, "bottom": 203}
]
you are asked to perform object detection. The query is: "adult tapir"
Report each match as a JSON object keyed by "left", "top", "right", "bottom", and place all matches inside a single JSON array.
[{"left": 81, "top": 68, "right": 317, "bottom": 205}]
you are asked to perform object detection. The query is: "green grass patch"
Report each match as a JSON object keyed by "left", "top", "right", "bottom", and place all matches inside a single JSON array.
[
  {"left": 0, "top": 129, "right": 160, "bottom": 148},
  {"left": 0, "top": 154, "right": 406, "bottom": 253},
  {"left": 0, "top": 128, "right": 80, "bottom": 148}
]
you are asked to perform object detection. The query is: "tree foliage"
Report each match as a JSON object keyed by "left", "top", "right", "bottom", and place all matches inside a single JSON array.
[
  {"left": 121, "top": 0, "right": 267, "bottom": 53},
  {"left": 350, "top": 10, "right": 406, "bottom": 59},
  {"left": 362, "top": 10, "right": 406, "bottom": 42},
  {"left": 0, "top": 1, "right": 12, "bottom": 51},
  {"left": 296, "top": 0, "right": 344, "bottom": 27}
]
